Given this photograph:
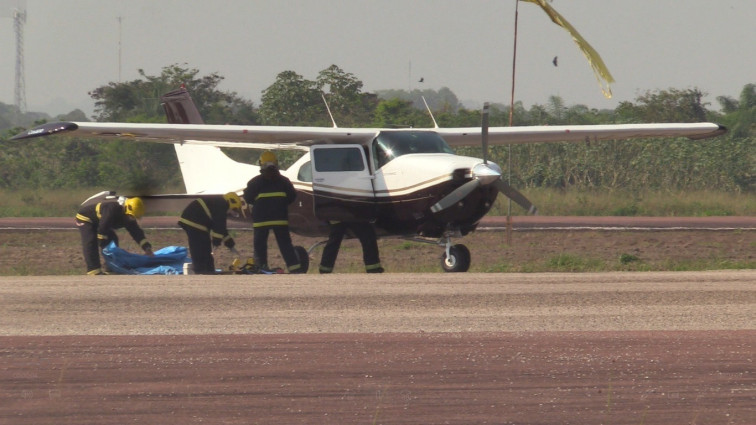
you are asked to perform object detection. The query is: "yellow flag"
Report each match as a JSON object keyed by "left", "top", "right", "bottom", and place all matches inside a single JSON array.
[{"left": 522, "top": 0, "right": 614, "bottom": 98}]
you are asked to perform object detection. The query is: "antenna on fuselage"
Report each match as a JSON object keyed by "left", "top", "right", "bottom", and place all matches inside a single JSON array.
[
  {"left": 321, "top": 92, "right": 338, "bottom": 128},
  {"left": 421, "top": 96, "right": 439, "bottom": 129}
]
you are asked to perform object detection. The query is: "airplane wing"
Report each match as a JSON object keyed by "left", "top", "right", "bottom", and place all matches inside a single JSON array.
[
  {"left": 11, "top": 121, "right": 725, "bottom": 148},
  {"left": 436, "top": 122, "right": 727, "bottom": 146},
  {"left": 10, "top": 121, "right": 378, "bottom": 150}
]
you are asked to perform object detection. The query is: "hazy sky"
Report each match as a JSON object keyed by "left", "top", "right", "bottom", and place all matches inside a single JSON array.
[{"left": 1, "top": 0, "right": 754, "bottom": 116}]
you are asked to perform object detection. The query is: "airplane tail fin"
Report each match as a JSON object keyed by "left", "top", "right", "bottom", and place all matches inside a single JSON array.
[
  {"left": 161, "top": 86, "right": 205, "bottom": 124},
  {"left": 160, "top": 87, "right": 257, "bottom": 194}
]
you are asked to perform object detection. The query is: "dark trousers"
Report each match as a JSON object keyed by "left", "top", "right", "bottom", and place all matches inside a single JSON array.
[
  {"left": 253, "top": 225, "right": 299, "bottom": 270},
  {"left": 78, "top": 222, "right": 118, "bottom": 273},
  {"left": 182, "top": 225, "right": 215, "bottom": 274},
  {"left": 320, "top": 221, "right": 380, "bottom": 272}
]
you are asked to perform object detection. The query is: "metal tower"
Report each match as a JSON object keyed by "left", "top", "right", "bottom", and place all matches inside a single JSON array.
[
  {"left": 13, "top": 5, "right": 26, "bottom": 113},
  {"left": 2, "top": 0, "right": 26, "bottom": 117}
]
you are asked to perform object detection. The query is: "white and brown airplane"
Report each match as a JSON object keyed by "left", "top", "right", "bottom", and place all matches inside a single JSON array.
[{"left": 11, "top": 88, "right": 726, "bottom": 272}]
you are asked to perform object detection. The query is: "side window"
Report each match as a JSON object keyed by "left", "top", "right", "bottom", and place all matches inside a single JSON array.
[
  {"left": 313, "top": 147, "right": 365, "bottom": 172},
  {"left": 297, "top": 161, "right": 312, "bottom": 182}
]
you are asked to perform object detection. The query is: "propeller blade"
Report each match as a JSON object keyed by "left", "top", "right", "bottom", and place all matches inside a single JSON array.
[
  {"left": 430, "top": 180, "right": 481, "bottom": 213},
  {"left": 481, "top": 102, "right": 489, "bottom": 164},
  {"left": 493, "top": 179, "right": 538, "bottom": 215}
]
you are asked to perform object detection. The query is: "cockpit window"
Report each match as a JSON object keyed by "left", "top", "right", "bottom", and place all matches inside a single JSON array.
[{"left": 372, "top": 131, "right": 454, "bottom": 169}]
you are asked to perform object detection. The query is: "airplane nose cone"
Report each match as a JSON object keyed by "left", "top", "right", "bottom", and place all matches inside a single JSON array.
[{"left": 472, "top": 163, "right": 501, "bottom": 185}]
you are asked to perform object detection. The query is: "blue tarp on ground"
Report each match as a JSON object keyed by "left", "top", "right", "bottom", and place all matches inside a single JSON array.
[{"left": 102, "top": 241, "right": 189, "bottom": 275}]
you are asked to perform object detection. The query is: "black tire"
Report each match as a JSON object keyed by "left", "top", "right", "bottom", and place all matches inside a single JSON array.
[
  {"left": 441, "top": 244, "right": 471, "bottom": 272},
  {"left": 294, "top": 245, "right": 310, "bottom": 273}
]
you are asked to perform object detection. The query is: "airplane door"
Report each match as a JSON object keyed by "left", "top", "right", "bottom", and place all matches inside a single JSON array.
[{"left": 310, "top": 144, "right": 376, "bottom": 221}]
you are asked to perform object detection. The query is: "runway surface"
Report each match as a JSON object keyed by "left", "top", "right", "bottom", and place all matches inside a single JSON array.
[{"left": 1, "top": 271, "right": 754, "bottom": 424}]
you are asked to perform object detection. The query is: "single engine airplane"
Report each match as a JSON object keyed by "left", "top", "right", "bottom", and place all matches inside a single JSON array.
[{"left": 11, "top": 88, "right": 726, "bottom": 272}]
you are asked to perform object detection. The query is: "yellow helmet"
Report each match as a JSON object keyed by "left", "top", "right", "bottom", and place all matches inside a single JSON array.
[
  {"left": 223, "top": 192, "right": 246, "bottom": 218},
  {"left": 259, "top": 151, "right": 278, "bottom": 169},
  {"left": 123, "top": 197, "right": 145, "bottom": 219}
]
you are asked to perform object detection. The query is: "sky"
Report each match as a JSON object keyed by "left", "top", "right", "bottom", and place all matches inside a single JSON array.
[{"left": 1, "top": 0, "right": 754, "bottom": 117}]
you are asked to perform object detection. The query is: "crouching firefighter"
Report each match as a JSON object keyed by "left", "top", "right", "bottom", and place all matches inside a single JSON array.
[
  {"left": 75, "top": 197, "right": 153, "bottom": 275},
  {"left": 178, "top": 192, "right": 245, "bottom": 275}
]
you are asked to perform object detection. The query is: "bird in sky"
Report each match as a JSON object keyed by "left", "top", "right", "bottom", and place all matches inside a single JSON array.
[{"left": 552, "top": 56, "right": 558, "bottom": 67}]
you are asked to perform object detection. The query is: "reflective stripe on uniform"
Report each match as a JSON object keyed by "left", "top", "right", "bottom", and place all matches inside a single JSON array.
[
  {"left": 197, "top": 198, "right": 212, "bottom": 219},
  {"left": 96, "top": 203, "right": 102, "bottom": 219},
  {"left": 75, "top": 213, "right": 91, "bottom": 223},
  {"left": 178, "top": 217, "right": 209, "bottom": 232},
  {"left": 255, "top": 192, "right": 287, "bottom": 200},
  {"left": 252, "top": 220, "right": 289, "bottom": 228}
]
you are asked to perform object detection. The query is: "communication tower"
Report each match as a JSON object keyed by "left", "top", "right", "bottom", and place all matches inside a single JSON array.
[
  {"left": 13, "top": 5, "right": 26, "bottom": 113},
  {"left": 2, "top": 0, "right": 27, "bottom": 115}
]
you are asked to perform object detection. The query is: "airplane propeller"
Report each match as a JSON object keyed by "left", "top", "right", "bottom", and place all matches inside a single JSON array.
[
  {"left": 431, "top": 103, "right": 538, "bottom": 215},
  {"left": 493, "top": 179, "right": 537, "bottom": 214},
  {"left": 430, "top": 179, "right": 481, "bottom": 213}
]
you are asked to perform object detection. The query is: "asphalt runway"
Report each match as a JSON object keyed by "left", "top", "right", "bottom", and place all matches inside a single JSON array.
[{"left": 1, "top": 271, "right": 754, "bottom": 424}]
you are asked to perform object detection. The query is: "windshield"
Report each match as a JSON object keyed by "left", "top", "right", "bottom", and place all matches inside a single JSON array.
[{"left": 372, "top": 131, "right": 454, "bottom": 169}]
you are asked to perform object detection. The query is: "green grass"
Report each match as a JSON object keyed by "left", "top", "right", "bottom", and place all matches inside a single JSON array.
[
  {"left": 0, "top": 188, "right": 91, "bottom": 217},
  {"left": 488, "top": 187, "right": 755, "bottom": 217},
  {"left": 0, "top": 187, "right": 186, "bottom": 217},
  {"left": 1, "top": 187, "right": 753, "bottom": 217}
]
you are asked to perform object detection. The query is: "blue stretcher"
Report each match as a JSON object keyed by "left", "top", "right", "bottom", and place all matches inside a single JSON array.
[{"left": 102, "top": 241, "right": 189, "bottom": 275}]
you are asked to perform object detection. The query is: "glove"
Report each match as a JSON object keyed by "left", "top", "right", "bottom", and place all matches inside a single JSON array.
[
  {"left": 143, "top": 243, "right": 154, "bottom": 256},
  {"left": 224, "top": 237, "right": 235, "bottom": 250}
]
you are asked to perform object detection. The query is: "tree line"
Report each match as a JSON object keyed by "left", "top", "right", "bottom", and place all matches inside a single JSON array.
[{"left": 0, "top": 64, "right": 753, "bottom": 195}]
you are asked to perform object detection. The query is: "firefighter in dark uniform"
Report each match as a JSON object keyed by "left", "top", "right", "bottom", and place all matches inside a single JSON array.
[
  {"left": 243, "top": 151, "right": 303, "bottom": 273},
  {"left": 75, "top": 197, "right": 153, "bottom": 275},
  {"left": 319, "top": 221, "right": 384, "bottom": 273},
  {"left": 178, "top": 192, "right": 245, "bottom": 275}
]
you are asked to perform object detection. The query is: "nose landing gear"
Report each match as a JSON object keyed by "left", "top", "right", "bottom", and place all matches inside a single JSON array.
[
  {"left": 406, "top": 230, "right": 473, "bottom": 273},
  {"left": 441, "top": 243, "right": 471, "bottom": 273}
]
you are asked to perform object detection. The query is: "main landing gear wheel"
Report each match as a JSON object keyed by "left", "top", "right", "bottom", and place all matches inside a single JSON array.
[
  {"left": 294, "top": 245, "right": 309, "bottom": 273},
  {"left": 441, "top": 244, "right": 471, "bottom": 272}
]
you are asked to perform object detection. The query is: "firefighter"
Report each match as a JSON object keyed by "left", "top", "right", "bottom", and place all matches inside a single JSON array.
[
  {"left": 319, "top": 220, "right": 384, "bottom": 274},
  {"left": 75, "top": 197, "right": 153, "bottom": 275},
  {"left": 178, "top": 192, "right": 244, "bottom": 275},
  {"left": 243, "top": 151, "right": 303, "bottom": 273}
]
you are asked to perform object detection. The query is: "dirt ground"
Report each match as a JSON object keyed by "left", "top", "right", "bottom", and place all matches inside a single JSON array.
[
  {"left": 1, "top": 219, "right": 753, "bottom": 424},
  {"left": 1, "top": 271, "right": 754, "bottom": 424},
  {"left": 1, "top": 331, "right": 753, "bottom": 425},
  {"left": 0, "top": 218, "right": 754, "bottom": 275}
]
